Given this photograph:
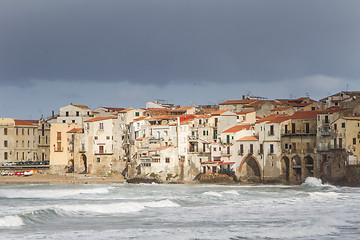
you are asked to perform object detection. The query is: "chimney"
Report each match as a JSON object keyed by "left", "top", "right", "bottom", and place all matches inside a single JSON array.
[
  {"left": 242, "top": 95, "right": 245, "bottom": 100},
  {"left": 52, "top": 111, "right": 54, "bottom": 117}
]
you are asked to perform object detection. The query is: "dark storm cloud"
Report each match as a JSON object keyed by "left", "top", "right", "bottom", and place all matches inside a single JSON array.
[{"left": 0, "top": 0, "right": 359, "bottom": 86}]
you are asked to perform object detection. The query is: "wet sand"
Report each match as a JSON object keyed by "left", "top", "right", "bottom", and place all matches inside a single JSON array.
[{"left": 0, "top": 173, "right": 125, "bottom": 184}]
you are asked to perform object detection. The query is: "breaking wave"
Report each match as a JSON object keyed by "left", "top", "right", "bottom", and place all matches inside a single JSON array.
[
  {"left": 0, "top": 187, "right": 111, "bottom": 199},
  {"left": 0, "top": 215, "right": 24, "bottom": 228},
  {"left": 202, "top": 191, "right": 223, "bottom": 197},
  {"left": 57, "top": 199, "right": 179, "bottom": 214}
]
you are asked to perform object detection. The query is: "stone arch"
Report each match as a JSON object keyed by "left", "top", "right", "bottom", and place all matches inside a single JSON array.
[
  {"left": 67, "top": 160, "right": 74, "bottom": 173},
  {"left": 239, "top": 154, "right": 262, "bottom": 182},
  {"left": 291, "top": 155, "right": 301, "bottom": 182},
  {"left": 281, "top": 156, "right": 290, "bottom": 182},
  {"left": 81, "top": 154, "right": 87, "bottom": 174},
  {"left": 304, "top": 155, "right": 314, "bottom": 178}
]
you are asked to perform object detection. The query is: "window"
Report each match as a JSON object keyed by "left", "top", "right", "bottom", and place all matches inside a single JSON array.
[
  {"left": 99, "top": 146, "right": 104, "bottom": 154},
  {"left": 311, "top": 107, "right": 315, "bottom": 111},
  {"left": 94, "top": 136, "right": 98, "bottom": 140},
  {"left": 213, "top": 147, "right": 216, "bottom": 152},
  {"left": 28, "top": 129, "right": 30, "bottom": 135},
  {"left": 305, "top": 123, "right": 310, "bottom": 134},
  {"left": 226, "top": 135, "right": 230, "bottom": 144},
  {"left": 291, "top": 123, "right": 296, "bottom": 133},
  {"left": 57, "top": 142, "right": 62, "bottom": 151},
  {"left": 99, "top": 123, "right": 104, "bottom": 130},
  {"left": 353, "top": 138, "right": 356, "bottom": 145},
  {"left": 227, "top": 146, "right": 230, "bottom": 154},
  {"left": 334, "top": 138, "right": 337, "bottom": 148},
  {"left": 325, "top": 115, "right": 329, "bottom": 123},
  {"left": 270, "top": 144, "right": 274, "bottom": 154},
  {"left": 57, "top": 132, "right": 61, "bottom": 141},
  {"left": 199, "top": 119, "right": 202, "bottom": 124},
  {"left": 16, "top": 128, "right": 18, "bottom": 135},
  {"left": 239, "top": 144, "right": 244, "bottom": 155},
  {"left": 269, "top": 125, "right": 274, "bottom": 135},
  {"left": 62, "top": 120, "right": 66, "bottom": 123},
  {"left": 4, "top": 152, "right": 8, "bottom": 160},
  {"left": 28, "top": 141, "right": 30, "bottom": 147},
  {"left": 4, "top": 141, "right": 7, "bottom": 147},
  {"left": 334, "top": 124, "right": 337, "bottom": 130},
  {"left": 97, "top": 157, "right": 100, "bottom": 163},
  {"left": 250, "top": 144, "right": 253, "bottom": 154},
  {"left": 16, "top": 141, "right": 18, "bottom": 147},
  {"left": 215, "top": 118, "right": 218, "bottom": 127},
  {"left": 72, "top": 120, "right": 75, "bottom": 123},
  {"left": 4, "top": 128, "right": 7, "bottom": 135},
  {"left": 106, "top": 136, "right": 110, "bottom": 140},
  {"left": 22, "top": 141, "right": 24, "bottom": 147},
  {"left": 166, "top": 157, "right": 170, "bottom": 163},
  {"left": 285, "top": 143, "right": 288, "bottom": 149},
  {"left": 339, "top": 138, "right": 343, "bottom": 149},
  {"left": 342, "top": 123, "right": 345, "bottom": 128},
  {"left": 22, "top": 128, "right": 24, "bottom": 135},
  {"left": 135, "top": 112, "right": 140, "bottom": 117},
  {"left": 46, "top": 136, "right": 48, "bottom": 144},
  {"left": 260, "top": 144, "right": 263, "bottom": 154},
  {"left": 66, "top": 111, "right": 69, "bottom": 116},
  {"left": 76, "top": 111, "right": 79, "bottom": 116},
  {"left": 203, "top": 130, "right": 206, "bottom": 136},
  {"left": 16, "top": 152, "right": 19, "bottom": 160}
]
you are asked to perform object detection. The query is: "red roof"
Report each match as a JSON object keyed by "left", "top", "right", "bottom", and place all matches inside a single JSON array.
[
  {"left": 172, "top": 106, "right": 193, "bottom": 112},
  {"left": 155, "top": 145, "right": 174, "bottom": 151},
  {"left": 211, "top": 110, "right": 227, "bottom": 115},
  {"left": 236, "top": 111, "right": 255, "bottom": 115},
  {"left": 103, "top": 107, "right": 125, "bottom": 112},
  {"left": 256, "top": 114, "right": 287, "bottom": 123},
  {"left": 222, "top": 124, "right": 251, "bottom": 133},
  {"left": 243, "top": 100, "right": 265, "bottom": 108},
  {"left": 237, "top": 136, "right": 259, "bottom": 141},
  {"left": 196, "top": 114, "right": 212, "bottom": 118},
  {"left": 84, "top": 116, "right": 116, "bottom": 122},
  {"left": 289, "top": 111, "right": 321, "bottom": 120},
  {"left": 220, "top": 99, "right": 256, "bottom": 105},
  {"left": 67, "top": 128, "right": 84, "bottom": 133},
  {"left": 14, "top": 120, "right": 36, "bottom": 126}
]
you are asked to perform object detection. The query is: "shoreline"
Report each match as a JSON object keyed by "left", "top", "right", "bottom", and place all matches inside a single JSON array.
[
  {"left": 0, "top": 173, "right": 126, "bottom": 185},
  {"left": 0, "top": 174, "right": 359, "bottom": 187}
]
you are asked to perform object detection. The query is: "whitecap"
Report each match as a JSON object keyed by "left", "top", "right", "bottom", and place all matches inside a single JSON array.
[
  {"left": 223, "top": 190, "right": 239, "bottom": 195},
  {"left": 202, "top": 191, "right": 223, "bottom": 197},
  {"left": 0, "top": 215, "right": 24, "bottom": 228},
  {"left": 57, "top": 199, "right": 179, "bottom": 214}
]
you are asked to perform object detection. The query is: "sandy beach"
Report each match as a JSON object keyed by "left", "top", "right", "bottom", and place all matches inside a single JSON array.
[{"left": 0, "top": 173, "right": 126, "bottom": 184}]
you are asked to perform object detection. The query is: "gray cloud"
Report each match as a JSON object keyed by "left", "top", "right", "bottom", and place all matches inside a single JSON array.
[{"left": 0, "top": 0, "right": 360, "bottom": 87}]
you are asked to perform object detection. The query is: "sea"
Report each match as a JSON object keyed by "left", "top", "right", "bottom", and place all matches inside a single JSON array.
[{"left": 0, "top": 177, "right": 359, "bottom": 240}]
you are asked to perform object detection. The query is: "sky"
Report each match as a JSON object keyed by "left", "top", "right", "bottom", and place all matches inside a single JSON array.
[{"left": 1, "top": 0, "right": 360, "bottom": 119}]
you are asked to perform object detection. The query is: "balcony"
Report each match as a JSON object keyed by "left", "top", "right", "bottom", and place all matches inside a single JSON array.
[
  {"left": 281, "top": 129, "right": 316, "bottom": 136},
  {"left": 149, "top": 138, "right": 161, "bottom": 144},
  {"left": 54, "top": 147, "right": 63, "bottom": 152},
  {"left": 188, "top": 135, "right": 199, "bottom": 141}
]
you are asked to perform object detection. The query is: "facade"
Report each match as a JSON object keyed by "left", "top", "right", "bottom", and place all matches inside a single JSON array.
[
  {"left": 0, "top": 119, "right": 38, "bottom": 165},
  {"left": 57, "top": 104, "right": 92, "bottom": 124}
]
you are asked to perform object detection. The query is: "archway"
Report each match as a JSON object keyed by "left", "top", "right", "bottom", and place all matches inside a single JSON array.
[
  {"left": 239, "top": 155, "right": 262, "bottom": 182},
  {"left": 291, "top": 155, "right": 301, "bottom": 182},
  {"left": 304, "top": 155, "right": 314, "bottom": 178},
  {"left": 67, "top": 160, "right": 74, "bottom": 173},
  {"left": 81, "top": 154, "right": 87, "bottom": 174},
  {"left": 281, "top": 156, "right": 290, "bottom": 182}
]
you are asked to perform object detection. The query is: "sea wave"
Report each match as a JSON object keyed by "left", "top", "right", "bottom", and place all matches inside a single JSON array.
[
  {"left": 0, "top": 187, "right": 111, "bottom": 199},
  {"left": 0, "top": 215, "right": 24, "bottom": 228},
  {"left": 56, "top": 199, "right": 179, "bottom": 214},
  {"left": 202, "top": 191, "right": 223, "bottom": 197}
]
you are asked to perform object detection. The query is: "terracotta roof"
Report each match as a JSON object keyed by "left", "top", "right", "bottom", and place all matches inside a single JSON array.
[
  {"left": 145, "top": 108, "right": 171, "bottom": 117},
  {"left": 219, "top": 99, "right": 256, "bottom": 105},
  {"left": 236, "top": 111, "right": 255, "bottom": 115},
  {"left": 196, "top": 114, "right": 212, "bottom": 118},
  {"left": 236, "top": 136, "right": 259, "bottom": 141},
  {"left": 22, "top": 120, "right": 39, "bottom": 124},
  {"left": 342, "top": 117, "right": 360, "bottom": 120},
  {"left": 290, "top": 111, "right": 321, "bottom": 120},
  {"left": 147, "top": 116, "right": 171, "bottom": 121},
  {"left": 172, "top": 106, "right": 193, "bottom": 112},
  {"left": 211, "top": 110, "right": 227, "bottom": 115},
  {"left": 222, "top": 124, "right": 251, "bottom": 133},
  {"left": 14, "top": 120, "right": 36, "bottom": 126},
  {"left": 133, "top": 117, "right": 147, "bottom": 122},
  {"left": 102, "top": 107, "right": 125, "bottom": 112},
  {"left": 119, "top": 108, "right": 134, "bottom": 113},
  {"left": 67, "top": 128, "right": 84, "bottom": 133},
  {"left": 155, "top": 145, "right": 174, "bottom": 151},
  {"left": 321, "top": 106, "right": 350, "bottom": 114},
  {"left": 84, "top": 116, "right": 116, "bottom": 122},
  {"left": 272, "top": 106, "right": 291, "bottom": 111},
  {"left": 136, "top": 137, "right": 149, "bottom": 141},
  {"left": 243, "top": 100, "right": 266, "bottom": 108},
  {"left": 71, "top": 104, "right": 90, "bottom": 109},
  {"left": 268, "top": 116, "right": 291, "bottom": 123},
  {"left": 256, "top": 114, "right": 287, "bottom": 123}
]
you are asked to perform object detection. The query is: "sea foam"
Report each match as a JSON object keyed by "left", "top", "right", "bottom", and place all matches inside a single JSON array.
[
  {"left": 0, "top": 215, "right": 24, "bottom": 228},
  {"left": 57, "top": 199, "right": 179, "bottom": 214}
]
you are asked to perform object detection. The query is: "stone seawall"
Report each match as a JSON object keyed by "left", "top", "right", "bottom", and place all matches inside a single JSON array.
[{"left": 345, "top": 165, "right": 360, "bottom": 186}]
